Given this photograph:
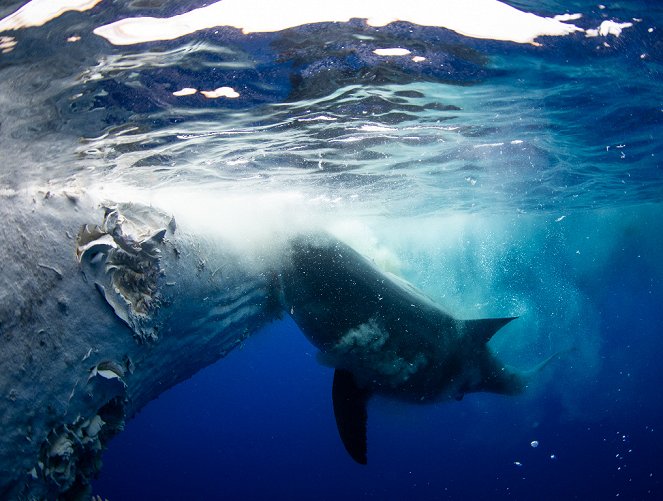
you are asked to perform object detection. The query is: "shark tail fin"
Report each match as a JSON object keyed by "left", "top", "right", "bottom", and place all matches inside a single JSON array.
[
  {"left": 332, "top": 369, "right": 370, "bottom": 465},
  {"left": 521, "top": 346, "right": 575, "bottom": 379},
  {"left": 463, "top": 316, "right": 518, "bottom": 344},
  {"left": 496, "top": 347, "right": 574, "bottom": 395}
]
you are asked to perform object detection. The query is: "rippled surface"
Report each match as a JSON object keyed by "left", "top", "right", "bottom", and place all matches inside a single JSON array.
[{"left": 1, "top": 0, "right": 660, "bottom": 216}]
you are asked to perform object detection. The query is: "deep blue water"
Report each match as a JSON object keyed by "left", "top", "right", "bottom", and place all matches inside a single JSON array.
[{"left": 1, "top": 0, "right": 662, "bottom": 499}]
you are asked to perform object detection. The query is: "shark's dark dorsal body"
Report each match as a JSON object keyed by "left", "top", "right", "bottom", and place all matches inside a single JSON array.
[{"left": 280, "top": 233, "right": 524, "bottom": 464}]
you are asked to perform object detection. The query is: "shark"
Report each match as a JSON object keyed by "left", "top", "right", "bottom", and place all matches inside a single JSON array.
[{"left": 279, "top": 233, "right": 525, "bottom": 464}]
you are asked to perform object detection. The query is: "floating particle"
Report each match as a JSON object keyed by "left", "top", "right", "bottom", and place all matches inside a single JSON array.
[
  {"left": 530, "top": 440, "right": 539, "bottom": 448},
  {"left": 550, "top": 454, "right": 557, "bottom": 460},
  {"left": 514, "top": 461, "right": 522, "bottom": 467}
]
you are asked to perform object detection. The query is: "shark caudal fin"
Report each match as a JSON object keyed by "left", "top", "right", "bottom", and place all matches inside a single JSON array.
[
  {"left": 486, "top": 348, "right": 570, "bottom": 396},
  {"left": 521, "top": 347, "right": 574, "bottom": 379},
  {"left": 332, "top": 369, "right": 370, "bottom": 465},
  {"left": 464, "top": 317, "right": 523, "bottom": 396},
  {"left": 462, "top": 317, "right": 518, "bottom": 344}
]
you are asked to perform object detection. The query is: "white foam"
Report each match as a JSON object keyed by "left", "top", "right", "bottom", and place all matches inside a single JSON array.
[
  {"left": 553, "top": 13, "right": 582, "bottom": 22},
  {"left": 585, "top": 20, "right": 633, "bottom": 38},
  {"left": 93, "top": 0, "right": 584, "bottom": 46},
  {"left": 0, "top": 0, "right": 101, "bottom": 31},
  {"left": 87, "top": 183, "right": 329, "bottom": 260},
  {"left": 173, "top": 87, "right": 198, "bottom": 97},
  {"left": 328, "top": 219, "right": 403, "bottom": 274},
  {"left": 373, "top": 48, "right": 411, "bottom": 56},
  {"left": 200, "top": 86, "right": 240, "bottom": 98},
  {"left": 297, "top": 115, "right": 338, "bottom": 122},
  {"left": 357, "top": 124, "right": 397, "bottom": 132}
]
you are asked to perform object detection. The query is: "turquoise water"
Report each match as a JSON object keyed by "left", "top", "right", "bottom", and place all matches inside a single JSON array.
[{"left": 1, "top": 0, "right": 661, "bottom": 499}]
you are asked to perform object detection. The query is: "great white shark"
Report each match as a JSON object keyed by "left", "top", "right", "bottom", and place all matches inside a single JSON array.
[{"left": 279, "top": 233, "right": 526, "bottom": 464}]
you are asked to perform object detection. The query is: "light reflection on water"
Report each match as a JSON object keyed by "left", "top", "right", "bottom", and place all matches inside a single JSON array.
[{"left": 0, "top": 0, "right": 660, "bottom": 217}]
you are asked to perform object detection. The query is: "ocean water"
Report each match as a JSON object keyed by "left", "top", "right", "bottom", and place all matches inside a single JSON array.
[{"left": 1, "top": 0, "right": 662, "bottom": 499}]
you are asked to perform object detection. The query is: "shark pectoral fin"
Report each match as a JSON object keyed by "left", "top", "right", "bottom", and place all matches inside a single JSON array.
[
  {"left": 332, "top": 369, "right": 370, "bottom": 465},
  {"left": 463, "top": 316, "right": 518, "bottom": 344}
]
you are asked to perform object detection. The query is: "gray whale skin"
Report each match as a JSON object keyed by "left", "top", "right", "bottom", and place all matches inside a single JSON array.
[{"left": 1, "top": 188, "right": 522, "bottom": 497}]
